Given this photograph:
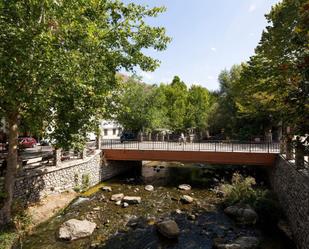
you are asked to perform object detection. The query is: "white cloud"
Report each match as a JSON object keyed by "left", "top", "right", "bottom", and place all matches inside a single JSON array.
[
  {"left": 248, "top": 4, "right": 256, "bottom": 12},
  {"left": 207, "top": 75, "right": 215, "bottom": 80},
  {"left": 211, "top": 47, "right": 217, "bottom": 52}
]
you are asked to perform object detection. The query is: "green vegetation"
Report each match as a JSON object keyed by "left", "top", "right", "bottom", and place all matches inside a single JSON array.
[
  {"left": 81, "top": 174, "right": 90, "bottom": 191},
  {"left": 0, "top": 227, "right": 18, "bottom": 249},
  {"left": 0, "top": 0, "right": 170, "bottom": 225},
  {"left": 114, "top": 75, "right": 213, "bottom": 134},
  {"left": 115, "top": 0, "right": 308, "bottom": 140},
  {"left": 0, "top": 201, "right": 32, "bottom": 249},
  {"left": 220, "top": 173, "right": 282, "bottom": 225},
  {"left": 219, "top": 173, "right": 267, "bottom": 207}
]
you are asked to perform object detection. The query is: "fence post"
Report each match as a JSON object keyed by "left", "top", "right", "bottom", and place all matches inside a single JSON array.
[
  {"left": 267, "top": 142, "right": 269, "bottom": 153},
  {"left": 138, "top": 140, "right": 140, "bottom": 150},
  {"left": 249, "top": 141, "right": 252, "bottom": 152},
  {"left": 232, "top": 142, "right": 234, "bottom": 152},
  {"left": 215, "top": 141, "right": 217, "bottom": 152},
  {"left": 54, "top": 148, "right": 62, "bottom": 166},
  {"left": 81, "top": 147, "right": 87, "bottom": 159},
  {"left": 96, "top": 134, "right": 101, "bottom": 150}
]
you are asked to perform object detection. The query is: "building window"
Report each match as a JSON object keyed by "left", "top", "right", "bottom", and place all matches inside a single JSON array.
[
  {"left": 104, "top": 129, "right": 108, "bottom": 136},
  {"left": 113, "top": 129, "right": 116, "bottom": 135}
]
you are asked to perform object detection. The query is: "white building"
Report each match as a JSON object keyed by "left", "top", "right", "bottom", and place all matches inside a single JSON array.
[{"left": 100, "top": 120, "right": 122, "bottom": 140}]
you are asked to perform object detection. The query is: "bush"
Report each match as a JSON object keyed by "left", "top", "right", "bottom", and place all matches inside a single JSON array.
[
  {"left": 219, "top": 173, "right": 264, "bottom": 206},
  {"left": 219, "top": 173, "right": 283, "bottom": 225}
]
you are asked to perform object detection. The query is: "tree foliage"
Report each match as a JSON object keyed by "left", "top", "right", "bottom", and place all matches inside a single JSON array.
[
  {"left": 0, "top": 0, "right": 170, "bottom": 224},
  {"left": 114, "top": 75, "right": 213, "bottom": 133},
  {"left": 236, "top": 0, "right": 309, "bottom": 134}
]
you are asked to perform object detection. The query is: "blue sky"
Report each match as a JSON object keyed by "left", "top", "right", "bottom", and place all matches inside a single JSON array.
[{"left": 123, "top": 0, "right": 281, "bottom": 90}]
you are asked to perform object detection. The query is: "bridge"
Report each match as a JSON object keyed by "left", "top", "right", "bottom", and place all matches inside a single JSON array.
[{"left": 102, "top": 140, "right": 280, "bottom": 166}]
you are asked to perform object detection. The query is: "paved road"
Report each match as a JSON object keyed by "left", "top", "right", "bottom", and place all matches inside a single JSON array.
[{"left": 102, "top": 140, "right": 280, "bottom": 154}]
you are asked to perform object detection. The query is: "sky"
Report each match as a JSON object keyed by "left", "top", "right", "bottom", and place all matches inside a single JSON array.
[{"left": 123, "top": 0, "right": 281, "bottom": 90}]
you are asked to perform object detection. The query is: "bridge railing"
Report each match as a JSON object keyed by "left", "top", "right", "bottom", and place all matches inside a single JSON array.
[{"left": 102, "top": 139, "right": 280, "bottom": 153}]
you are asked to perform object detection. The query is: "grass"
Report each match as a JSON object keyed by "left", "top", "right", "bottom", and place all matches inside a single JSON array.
[{"left": 0, "top": 227, "right": 18, "bottom": 249}]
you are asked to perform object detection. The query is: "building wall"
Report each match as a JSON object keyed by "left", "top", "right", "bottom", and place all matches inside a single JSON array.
[
  {"left": 100, "top": 120, "right": 122, "bottom": 140},
  {"left": 14, "top": 151, "right": 137, "bottom": 204},
  {"left": 271, "top": 156, "right": 309, "bottom": 249}
]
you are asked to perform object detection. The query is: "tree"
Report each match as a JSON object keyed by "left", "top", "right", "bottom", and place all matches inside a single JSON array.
[
  {"left": 236, "top": 0, "right": 309, "bottom": 135},
  {"left": 0, "top": 0, "right": 170, "bottom": 225},
  {"left": 208, "top": 65, "right": 243, "bottom": 137},
  {"left": 185, "top": 85, "right": 212, "bottom": 133},
  {"left": 163, "top": 76, "right": 188, "bottom": 132}
]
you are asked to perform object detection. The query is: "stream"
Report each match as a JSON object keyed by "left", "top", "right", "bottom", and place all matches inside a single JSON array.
[{"left": 18, "top": 162, "right": 295, "bottom": 249}]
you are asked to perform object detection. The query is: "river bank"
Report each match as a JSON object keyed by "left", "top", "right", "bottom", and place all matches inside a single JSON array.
[{"left": 14, "top": 162, "right": 295, "bottom": 249}]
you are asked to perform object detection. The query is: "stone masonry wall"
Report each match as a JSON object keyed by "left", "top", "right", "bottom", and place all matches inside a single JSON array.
[
  {"left": 271, "top": 156, "right": 309, "bottom": 249},
  {"left": 14, "top": 151, "right": 137, "bottom": 204}
]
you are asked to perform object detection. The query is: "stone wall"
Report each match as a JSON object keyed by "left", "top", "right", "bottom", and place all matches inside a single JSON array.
[
  {"left": 271, "top": 156, "right": 309, "bottom": 249},
  {"left": 14, "top": 151, "right": 138, "bottom": 204}
]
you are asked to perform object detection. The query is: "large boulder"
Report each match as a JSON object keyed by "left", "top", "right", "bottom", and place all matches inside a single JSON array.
[
  {"left": 157, "top": 220, "right": 180, "bottom": 239},
  {"left": 123, "top": 196, "right": 141, "bottom": 204},
  {"left": 110, "top": 193, "right": 124, "bottom": 201},
  {"left": 224, "top": 204, "right": 258, "bottom": 225},
  {"left": 178, "top": 184, "right": 191, "bottom": 191},
  {"left": 181, "top": 195, "right": 194, "bottom": 204},
  {"left": 214, "top": 236, "right": 259, "bottom": 249},
  {"left": 59, "top": 219, "right": 96, "bottom": 241}
]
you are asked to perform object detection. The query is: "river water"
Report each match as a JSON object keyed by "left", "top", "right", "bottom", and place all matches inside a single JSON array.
[{"left": 19, "top": 162, "right": 295, "bottom": 249}]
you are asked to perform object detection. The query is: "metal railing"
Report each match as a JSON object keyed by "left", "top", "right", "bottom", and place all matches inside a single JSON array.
[{"left": 102, "top": 139, "right": 280, "bottom": 154}]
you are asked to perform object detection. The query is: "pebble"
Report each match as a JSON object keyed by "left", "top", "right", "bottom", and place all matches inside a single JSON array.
[
  {"left": 145, "top": 185, "right": 154, "bottom": 191},
  {"left": 101, "top": 186, "right": 112, "bottom": 192},
  {"left": 178, "top": 184, "right": 192, "bottom": 191},
  {"left": 181, "top": 195, "right": 194, "bottom": 204},
  {"left": 175, "top": 209, "right": 182, "bottom": 214},
  {"left": 123, "top": 202, "right": 129, "bottom": 208}
]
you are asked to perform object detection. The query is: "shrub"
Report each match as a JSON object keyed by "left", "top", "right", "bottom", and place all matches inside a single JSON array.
[
  {"left": 219, "top": 172, "right": 283, "bottom": 225},
  {"left": 81, "top": 174, "right": 90, "bottom": 190}
]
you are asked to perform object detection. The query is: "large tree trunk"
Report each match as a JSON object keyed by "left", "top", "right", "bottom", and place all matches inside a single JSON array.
[{"left": 0, "top": 114, "right": 19, "bottom": 225}]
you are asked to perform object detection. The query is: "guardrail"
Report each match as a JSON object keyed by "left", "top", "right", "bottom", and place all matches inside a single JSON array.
[{"left": 102, "top": 139, "right": 280, "bottom": 153}]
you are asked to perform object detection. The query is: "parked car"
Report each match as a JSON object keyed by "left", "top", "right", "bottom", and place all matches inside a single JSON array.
[
  {"left": 18, "top": 137, "right": 37, "bottom": 148},
  {"left": 120, "top": 132, "right": 138, "bottom": 143}
]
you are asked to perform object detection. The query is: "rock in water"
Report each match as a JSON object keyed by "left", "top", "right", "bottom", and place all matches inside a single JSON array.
[
  {"left": 178, "top": 184, "right": 191, "bottom": 191},
  {"left": 59, "top": 219, "right": 96, "bottom": 241},
  {"left": 145, "top": 185, "right": 154, "bottom": 191},
  {"left": 157, "top": 220, "right": 180, "bottom": 239},
  {"left": 224, "top": 204, "right": 258, "bottom": 225},
  {"left": 214, "top": 236, "right": 259, "bottom": 249},
  {"left": 234, "top": 237, "right": 260, "bottom": 249},
  {"left": 72, "top": 197, "right": 90, "bottom": 206},
  {"left": 181, "top": 195, "right": 194, "bottom": 204},
  {"left": 110, "top": 193, "right": 124, "bottom": 201},
  {"left": 123, "top": 196, "right": 141, "bottom": 204},
  {"left": 101, "top": 186, "right": 112, "bottom": 192}
]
